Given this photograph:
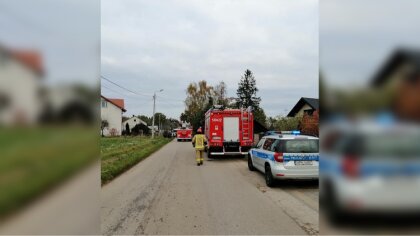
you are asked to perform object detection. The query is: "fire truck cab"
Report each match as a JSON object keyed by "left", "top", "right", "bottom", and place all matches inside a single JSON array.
[{"left": 205, "top": 106, "right": 254, "bottom": 158}]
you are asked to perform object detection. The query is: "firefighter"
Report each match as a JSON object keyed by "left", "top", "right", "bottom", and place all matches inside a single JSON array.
[{"left": 192, "top": 127, "right": 207, "bottom": 166}]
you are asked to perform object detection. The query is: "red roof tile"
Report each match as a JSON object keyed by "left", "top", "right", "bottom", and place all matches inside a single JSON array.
[
  {"left": 101, "top": 95, "right": 126, "bottom": 112},
  {"left": 9, "top": 49, "right": 44, "bottom": 76},
  {"left": 109, "top": 98, "right": 125, "bottom": 110}
]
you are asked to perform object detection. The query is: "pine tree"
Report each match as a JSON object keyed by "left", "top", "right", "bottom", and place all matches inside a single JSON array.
[{"left": 236, "top": 69, "right": 261, "bottom": 109}]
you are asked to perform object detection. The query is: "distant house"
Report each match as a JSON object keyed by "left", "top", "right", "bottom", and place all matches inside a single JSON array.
[
  {"left": 101, "top": 95, "right": 126, "bottom": 136},
  {"left": 148, "top": 125, "right": 159, "bottom": 132},
  {"left": 371, "top": 48, "right": 420, "bottom": 121},
  {"left": 122, "top": 115, "right": 147, "bottom": 133},
  {"left": 0, "top": 45, "right": 44, "bottom": 125},
  {"left": 287, "top": 97, "right": 319, "bottom": 117}
]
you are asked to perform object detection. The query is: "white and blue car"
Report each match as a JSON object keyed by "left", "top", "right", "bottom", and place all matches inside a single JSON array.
[{"left": 248, "top": 131, "right": 319, "bottom": 187}]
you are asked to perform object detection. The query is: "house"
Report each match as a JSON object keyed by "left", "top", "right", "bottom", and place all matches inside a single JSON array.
[
  {"left": 101, "top": 95, "right": 126, "bottom": 136},
  {"left": 371, "top": 48, "right": 420, "bottom": 121},
  {"left": 287, "top": 97, "right": 319, "bottom": 117},
  {"left": 122, "top": 115, "right": 147, "bottom": 133},
  {"left": 148, "top": 125, "right": 159, "bottom": 133},
  {"left": 253, "top": 119, "right": 268, "bottom": 145},
  {"left": 0, "top": 45, "right": 44, "bottom": 125}
]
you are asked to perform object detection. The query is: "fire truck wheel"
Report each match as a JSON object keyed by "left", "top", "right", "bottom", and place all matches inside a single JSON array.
[
  {"left": 265, "top": 164, "right": 275, "bottom": 187},
  {"left": 207, "top": 149, "right": 213, "bottom": 159},
  {"left": 248, "top": 155, "right": 255, "bottom": 171}
]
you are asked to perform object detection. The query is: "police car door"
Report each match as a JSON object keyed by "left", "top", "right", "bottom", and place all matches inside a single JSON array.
[
  {"left": 252, "top": 138, "right": 266, "bottom": 170},
  {"left": 257, "top": 138, "right": 276, "bottom": 171}
]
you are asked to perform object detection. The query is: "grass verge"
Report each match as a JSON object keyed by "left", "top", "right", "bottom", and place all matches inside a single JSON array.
[
  {"left": 0, "top": 127, "right": 98, "bottom": 219},
  {"left": 101, "top": 136, "right": 172, "bottom": 184}
]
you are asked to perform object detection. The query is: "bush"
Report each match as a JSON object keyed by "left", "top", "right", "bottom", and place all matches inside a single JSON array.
[
  {"left": 162, "top": 130, "right": 172, "bottom": 138},
  {"left": 131, "top": 123, "right": 150, "bottom": 136},
  {"left": 273, "top": 116, "right": 301, "bottom": 131}
]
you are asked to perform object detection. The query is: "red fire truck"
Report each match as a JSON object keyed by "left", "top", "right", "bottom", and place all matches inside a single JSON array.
[
  {"left": 205, "top": 106, "right": 254, "bottom": 158},
  {"left": 176, "top": 127, "right": 192, "bottom": 142}
]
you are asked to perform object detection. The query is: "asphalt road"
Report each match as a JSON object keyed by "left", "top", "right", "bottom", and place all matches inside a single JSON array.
[{"left": 101, "top": 139, "right": 319, "bottom": 235}]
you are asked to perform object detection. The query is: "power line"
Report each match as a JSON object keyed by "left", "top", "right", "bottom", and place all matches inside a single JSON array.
[
  {"left": 101, "top": 84, "right": 127, "bottom": 97},
  {"left": 101, "top": 75, "right": 152, "bottom": 97},
  {"left": 102, "top": 86, "right": 154, "bottom": 106},
  {"left": 156, "top": 95, "right": 184, "bottom": 103}
]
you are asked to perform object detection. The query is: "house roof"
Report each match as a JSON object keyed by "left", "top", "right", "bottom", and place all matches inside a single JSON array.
[
  {"left": 123, "top": 116, "right": 147, "bottom": 125},
  {"left": 371, "top": 48, "right": 420, "bottom": 87},
  {"left": 254, "top": 119, "right": 268, "bottom": 133},
  {"left": 0, "top": 45, "right": 44, "bottom": 76},
  {"left": 287, "top": 97, "right": 319, "bottom": 117},
  {"left": 101, "top": 95, "right": 126, "bottom": 112}
]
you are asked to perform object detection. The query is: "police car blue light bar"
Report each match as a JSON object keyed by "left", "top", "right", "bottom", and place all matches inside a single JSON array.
[{"left": 281, "top": 130, "right": 300, "bottom": 135}]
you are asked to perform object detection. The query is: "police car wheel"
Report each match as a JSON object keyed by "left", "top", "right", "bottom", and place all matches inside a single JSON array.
[
  {"left": 248, "top": 155, "right": 255, "bottom": 171},
  {"left": 265, "top": 165, "right": 275, "bottom": 187},
  {"left": 324, "top": 182, "right": 345, "bottom": 223}
]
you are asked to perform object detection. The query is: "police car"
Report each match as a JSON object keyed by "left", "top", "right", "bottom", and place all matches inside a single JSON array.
[
  {"left": 320, "top": 118, "right": 420, "bottom": 220},
  {"left": 248, "top": 131, "right": 319, "bottom": 187}
]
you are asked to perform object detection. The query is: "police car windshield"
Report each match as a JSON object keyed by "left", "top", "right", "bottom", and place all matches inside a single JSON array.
[{"left": 282, "top": 140, "right": 319, "bottom": 153}]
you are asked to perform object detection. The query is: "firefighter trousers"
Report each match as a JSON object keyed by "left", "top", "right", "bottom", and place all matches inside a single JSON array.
[{"left": 195, "top": 150, "right": 204, "bottom": 165}]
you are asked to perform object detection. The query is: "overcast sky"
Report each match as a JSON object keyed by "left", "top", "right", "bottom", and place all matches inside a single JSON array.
[
  {"left": 101, "top": 0, "right": 318, "bottom": 119},
  {"left": 320, "top": 0, "right": 420, "bottom": 88}
]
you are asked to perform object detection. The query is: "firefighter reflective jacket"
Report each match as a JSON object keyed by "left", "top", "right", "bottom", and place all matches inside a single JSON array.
[{"left": 192, "top": 134, "right": 207, "bottom": 151}]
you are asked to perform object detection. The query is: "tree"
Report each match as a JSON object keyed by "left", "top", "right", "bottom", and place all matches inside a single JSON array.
[
  {"left": 236, "top": 69, "right": 261, "bottom": 109},
  {"left": 253, "top": 107, "right": 267, "bottom": 127},
  {"left": 236, "top": 69, "right": 266, "bottom": 125},
  {"left": 167, "top": 118, "right": 181, "bottom": 130},
  {"left": 180, "top": 112, "right": 188, "bottom": 122},
  {"left": 101, "top": 120, "right": 109, "bottom": 137},
  {"left": 183, "top": 80, "right": 214, "bottom": 130},
  {"left": 138, "top": 115, "right": 151, "bottom": 125},
  {"left": 213, "top": 81, "right": 228, "bottom": 107},
  {"left": 125, "top": 123, "right": 130, "bottom": 135},
  {"left": 267, "top": 116, "right": 276, "bottom": 130}
]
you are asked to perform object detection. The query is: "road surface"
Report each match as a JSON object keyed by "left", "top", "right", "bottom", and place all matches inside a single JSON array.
[{"left": 101, "top": 139, "right": 319, "bottom": 235}]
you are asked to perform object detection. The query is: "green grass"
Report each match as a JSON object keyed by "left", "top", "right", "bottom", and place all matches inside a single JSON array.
[
  {"left": 0, "top": 127, "right": 98, "bottom": 218},
  {"left": 101, "top": 136, "right": 172, "bottom": 184}
]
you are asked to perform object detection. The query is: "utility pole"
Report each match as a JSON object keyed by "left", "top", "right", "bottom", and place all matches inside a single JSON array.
[{"left": 151, "top": 89, "right": 163, "bottom": 139}]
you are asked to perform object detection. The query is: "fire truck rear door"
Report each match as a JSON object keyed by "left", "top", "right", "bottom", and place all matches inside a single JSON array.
[{"left": 223, "top": 117, "right": 239, "bottom": 142}]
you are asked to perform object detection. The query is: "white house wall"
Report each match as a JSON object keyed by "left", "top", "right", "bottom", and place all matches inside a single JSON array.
[
  {"left": 296, "top": 103, "right": 312, "bottom": 117},
  {"left": 0, "top": 55, "right": 42, "bottom": 125},
  {"left": 101, "top": 98, "right": 123, "bottom": 136},
  {"left": 122, "top": 117, "right": 147, "bottom": 132}
]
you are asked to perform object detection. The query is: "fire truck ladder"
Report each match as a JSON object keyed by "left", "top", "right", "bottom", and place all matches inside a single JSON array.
[{"left": 240, "top": 108, "right": 251, "bottom": 153}]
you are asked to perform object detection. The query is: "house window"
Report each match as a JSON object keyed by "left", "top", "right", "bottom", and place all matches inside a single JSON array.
[
  {"left": 101, "top": 100, "right": 107, "bottom": 108},
  {"left": 304, "top": 109, "right": 314, "bottom": 116}
]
